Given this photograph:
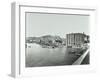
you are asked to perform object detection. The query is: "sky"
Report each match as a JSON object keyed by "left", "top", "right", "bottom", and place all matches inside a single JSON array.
[{"left": 26, "top": 12, "right": 89, "bottom": 38}]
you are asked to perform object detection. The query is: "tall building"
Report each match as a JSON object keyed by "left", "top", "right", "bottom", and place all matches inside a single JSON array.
[{"left": 66, "top": 33, "right": 89, "bottom": 48}]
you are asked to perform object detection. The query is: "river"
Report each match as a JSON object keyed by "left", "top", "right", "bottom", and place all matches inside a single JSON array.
[{"left": 25, "top": 43, "right": 80, "bottom": 67}]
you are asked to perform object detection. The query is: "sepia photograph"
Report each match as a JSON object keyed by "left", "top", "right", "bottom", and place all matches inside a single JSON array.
[{"left": 25, "top": 12, "right": 90, "bottom": 67}]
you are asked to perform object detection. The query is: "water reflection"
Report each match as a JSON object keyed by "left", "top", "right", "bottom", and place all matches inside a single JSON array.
[{"left": 26, "top": 43, "right": 78, "bottom": 67}]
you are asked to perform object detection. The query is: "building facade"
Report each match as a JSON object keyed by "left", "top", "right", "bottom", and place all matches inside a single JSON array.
[{"left": 66, "top": 33, "right": 89, "bottom": 48}]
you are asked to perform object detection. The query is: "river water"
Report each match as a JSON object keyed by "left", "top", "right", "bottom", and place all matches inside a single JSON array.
[{"left": 25, "top": 43, "right": 78, "bottom": 67}]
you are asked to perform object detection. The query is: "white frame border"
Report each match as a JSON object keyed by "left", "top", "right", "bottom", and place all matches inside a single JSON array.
[{"left": 11, "top": 2, "right": 97, "bottom": 78}]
